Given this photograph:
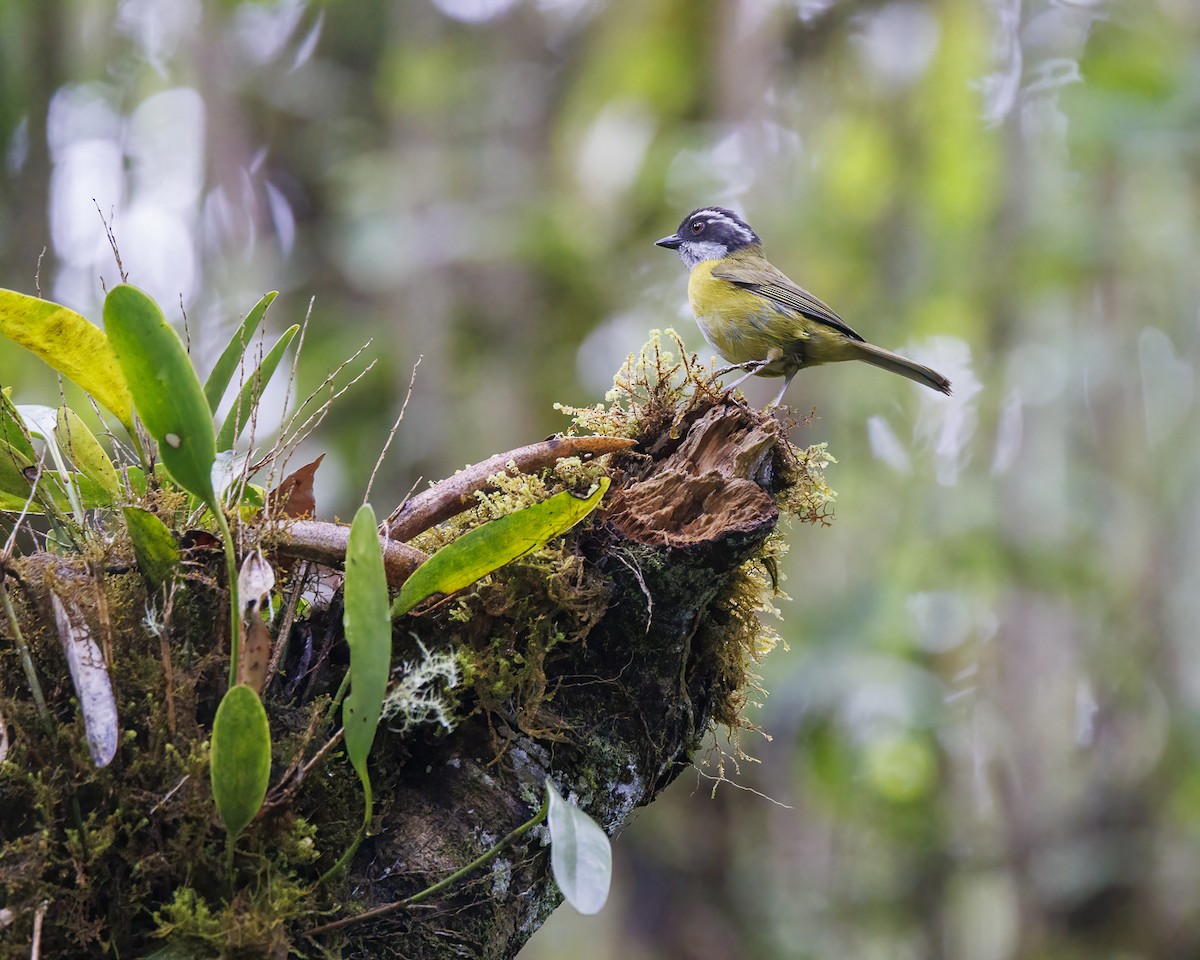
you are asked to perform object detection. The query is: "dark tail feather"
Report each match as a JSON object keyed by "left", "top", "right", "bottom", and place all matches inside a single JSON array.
[{"left": 852, "top": 342, "right": 952, "bottom": 395}]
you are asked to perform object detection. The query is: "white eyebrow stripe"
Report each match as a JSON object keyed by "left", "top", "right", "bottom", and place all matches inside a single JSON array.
[{"left": 690, "top": 208, "right": 756, "bottom": 245}]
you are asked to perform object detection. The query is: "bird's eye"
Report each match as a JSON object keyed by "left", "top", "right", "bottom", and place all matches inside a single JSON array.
[{"left": 690, "top": 221, "right": 705, "bottom": 234}]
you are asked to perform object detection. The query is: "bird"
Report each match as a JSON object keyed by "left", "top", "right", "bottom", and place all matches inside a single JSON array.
[{"left": 655, "top": 207, "right": 952, "bottom": 407}]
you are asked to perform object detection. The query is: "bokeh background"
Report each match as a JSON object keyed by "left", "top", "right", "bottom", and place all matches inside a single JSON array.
[{"left": 3, "top": 0, "right": 1199, "bottom": 957}]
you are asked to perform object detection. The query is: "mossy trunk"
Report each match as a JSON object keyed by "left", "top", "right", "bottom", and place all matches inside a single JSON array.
[{"left": 0, "top": 389, "right": 829, "bottom": 959}]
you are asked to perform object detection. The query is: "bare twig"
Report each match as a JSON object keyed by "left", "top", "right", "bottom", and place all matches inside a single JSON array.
[
  {"left": 94, "top": 201, "right": 127, "bottom": 283},
  {"left": 179, "top": 294, "right": 190, "bottom": 354},
  {"left": 149, "top": 773, "right": 190, "bottom": 816},
  {"left": 258, "top": 296, "right": 315, "bottom": 494},
  {"left": 262, "top": 708, "right": 339, "bottom": 814},
  {"left": 34, "top": 247, "right": 46, "bottom": 298},
  {"left": 365, "top": 355, "right": 421, "bottom": 506}
]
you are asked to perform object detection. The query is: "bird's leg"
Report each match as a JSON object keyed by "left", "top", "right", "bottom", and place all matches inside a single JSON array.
[
  {"left": 715, "top": 359, "right": 767, "bottom": 378},
  {"left": 718, "top": 348, "right": 784, "bottom": 394},
  {"left": 721, "top": 363, "right": 766, "bottom": 392},
  {"left": 767, "top": 373, "right": 795, "bottom": 409}
]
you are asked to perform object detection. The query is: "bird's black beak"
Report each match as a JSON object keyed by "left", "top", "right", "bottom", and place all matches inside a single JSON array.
[{"left": 655, "top": 234, "right": 682, "bottom": 250}]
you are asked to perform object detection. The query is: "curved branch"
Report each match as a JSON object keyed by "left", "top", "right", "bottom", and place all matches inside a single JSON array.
[
  {"left": 386, "top": 435, "right": 635, "bottom": 542},
  {"left": 277, "top": 520, "right": 427, "bottom": 586}
]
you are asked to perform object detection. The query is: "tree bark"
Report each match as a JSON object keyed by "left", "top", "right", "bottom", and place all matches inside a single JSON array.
[
  {"left": 307, "top": 397, "right": 798, "bottom": 958},
  {"left": 0, "top": 393, "right": 815, "bottom": 959}
]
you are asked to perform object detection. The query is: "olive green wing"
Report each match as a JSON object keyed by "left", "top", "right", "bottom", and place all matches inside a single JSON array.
[{"left": 711, "top": 262, "right": 865, "bottom": 343}]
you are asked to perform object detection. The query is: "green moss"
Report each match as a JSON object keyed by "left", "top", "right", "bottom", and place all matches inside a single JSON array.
[
  {"left": 0, "top": 327, "right": 836, "bottom": 955},
  {"left": 555, "top": 327, "right": 722, "bottom": 444}
]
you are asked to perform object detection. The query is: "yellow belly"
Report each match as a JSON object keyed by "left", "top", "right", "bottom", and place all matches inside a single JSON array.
[{"left": 686, "top": 259, "right": 858, "bottom": 374}]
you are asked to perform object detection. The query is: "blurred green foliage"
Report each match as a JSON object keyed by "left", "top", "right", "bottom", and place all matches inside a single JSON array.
[{"left": 3, "top": 0, "right": 1200, "bottom": 957}]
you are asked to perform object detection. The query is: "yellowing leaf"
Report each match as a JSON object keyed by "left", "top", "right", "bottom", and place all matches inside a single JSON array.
[
  {"left": 0, "top": 288, "right": 134, "bottom": 432},
  {"left": 56, "top": 406, "right": 120, "bottom": 501}
]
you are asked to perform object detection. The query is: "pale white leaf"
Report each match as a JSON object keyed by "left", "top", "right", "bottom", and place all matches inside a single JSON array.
[
  {"left": 546, "top": 778, "right": 612, "bottom": 915},
  {"left": 51, "top": 592, "right": 118, "bottom": 768},
  {"left": 237, "top": 548, "right": 275, "bottom": 615}
]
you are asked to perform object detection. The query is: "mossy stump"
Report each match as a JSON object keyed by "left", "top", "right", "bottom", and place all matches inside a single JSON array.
[{"left": 0, "top": 370, "right": 833, "bottom": 958}]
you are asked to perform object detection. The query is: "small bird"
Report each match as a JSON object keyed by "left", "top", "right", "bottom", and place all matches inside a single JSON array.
[{"left": 656, "top": 207, "right": 951, "bottom": 406}]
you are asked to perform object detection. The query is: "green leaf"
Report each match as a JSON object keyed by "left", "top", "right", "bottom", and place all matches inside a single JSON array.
[
  {"left": 123, "top": 507, "right": 182, "bottom": 586},
  {"left": 0, "top": 405, "right": 115, "bottom": 513},
  {"left": 204, "top": 291, "right": 278, "bottom": 413},
  {"left": 0, "top": 288, "right": 135, "bottom": 432},
  {"left": 0, "top": 391, "right": 35, "bottom": 462},
  {"left": 0, "top": 439, "right": 36, "bottom": 502},
  {"left": 210, "top": 684, "right": 271, "bottom": 840},
  {"left": 58, "top": 473, "right": 116, "bottom": 509},
  {"left": 342, "top": 504, "right": 391, "bottom": 814},
  {"left": 215, "top": 323, "right": 299, "bottom": 451},
  {"left": 0, "top": 490, "right": 40, "bottom": 512},
  {"left": 56, "top": 406, "right": 120, "bottom": 501},
  {"left": 545, "top": 778, "right": 612, "bottom": 915},
  {"left": 103, "top": 284, "right": 217, "bottom": 507},
  {"left": 0, "top": 440, "right": 110, "bottom": 514},
  {"left": 391, "top": 478, "right": 610, "bottom": 620}
]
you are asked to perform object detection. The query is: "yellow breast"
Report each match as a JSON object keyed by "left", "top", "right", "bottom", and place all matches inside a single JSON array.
[{"left": 686, "top": 259, "right": 798, "bottom": 368}]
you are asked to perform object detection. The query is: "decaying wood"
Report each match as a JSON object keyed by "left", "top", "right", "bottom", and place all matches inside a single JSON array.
[
  {"left": 320, "top": 398, "right": 798, "bottom": 958},
  {"left": 0, "top": 396, "right": 804, "bottom": 959}
]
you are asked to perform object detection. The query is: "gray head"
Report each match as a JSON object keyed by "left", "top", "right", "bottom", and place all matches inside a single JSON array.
[{"left": 655, "top": 207, "right": 762, "bottom": 269}]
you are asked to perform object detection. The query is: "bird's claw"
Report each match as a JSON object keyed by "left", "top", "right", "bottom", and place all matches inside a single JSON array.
[{"left": 715, "top": 360, "right": 768, "bottom": 378}]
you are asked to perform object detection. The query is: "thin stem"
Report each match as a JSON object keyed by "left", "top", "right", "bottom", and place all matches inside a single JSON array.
[
  {"left": 318, "top": 772, "right": 370, "bottom": 884},
  {"left": 307, "top": 794, "right": 550, "bottom": 937},
  {"left": 264, "top": 560, "right": 310, "bottom": 691},
  {"left": 326, "top": 673, "right": 351, "bottom": 723},
  {"left": 0, "top": 576, "right": 52, "bottom": 734},
  {"left": 212, "top": 506, "right": 240, "bottom": 689}
]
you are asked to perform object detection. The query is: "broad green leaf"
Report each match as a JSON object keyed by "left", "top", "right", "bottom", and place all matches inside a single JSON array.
[
  {"left": 123, "top": 507, "right": 181, "bottom": 586},
  {"left": 391, "top": 478, "right": 610, "bottom": 619},
  {"left": 55, "top": 472, "right": 116, "bottom": 508},
  {"left": 0, "top": 439, "right": 36, "bottom": 501},
  {"left": 0, "top": 391, "right": 35, "bottom": 462},
  {"left": 0, "top": 288, "right": 135, "bottom": 432},
  {"left": 204, "top": 291, "right": 278, "bottom": 413},
  {"left": 545, "top": 778, "right": 612, "bottom": 915},
  {"left": 103, "top": 284, "right": 217, "bottom": 507},
  {"left": 215, "top": 323, "right": 299, "bottom": 451},
  {"left": 210, "top": 684, "right": 271, "bottom": 839},
  {"left": 342, "top": 504, "right": 391, "bottom": 820},
  {"left": 0, "top": 441, "right": 110, "bottom": 513},
  {"left": 0, "top": 490, "right": 41, "bottom": 512},
  {"left": 56, "top": 406, "right": 120, "bottom": 500}
]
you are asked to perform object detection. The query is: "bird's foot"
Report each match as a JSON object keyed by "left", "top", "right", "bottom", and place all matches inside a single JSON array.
[{"left": 715, "top": 359, "right": 769, "bottom": 378}]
